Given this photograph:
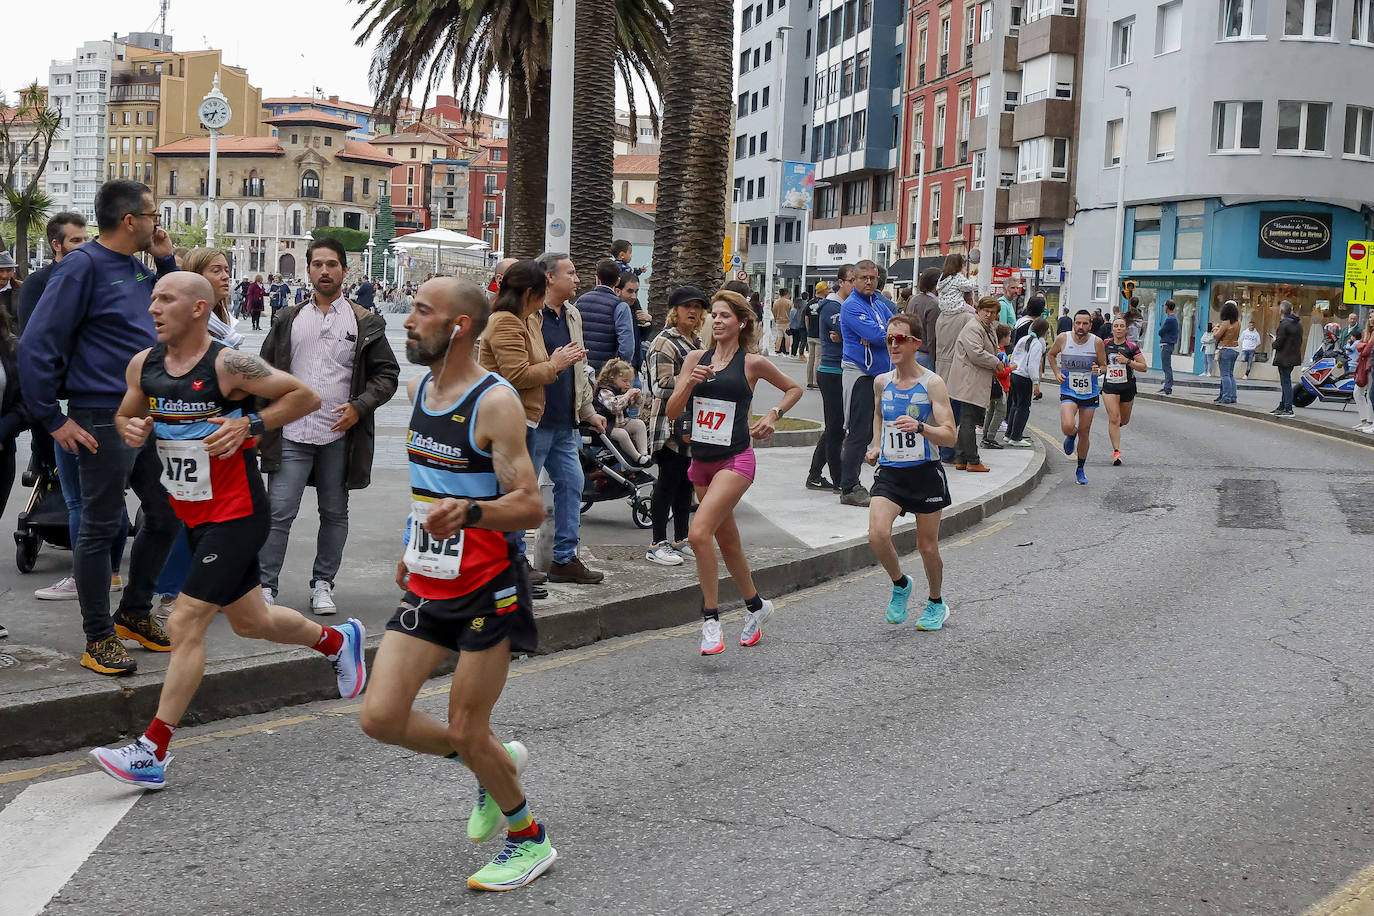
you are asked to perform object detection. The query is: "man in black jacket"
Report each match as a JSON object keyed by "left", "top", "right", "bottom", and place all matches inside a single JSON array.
[
  {"left": 1271, "top": 299, "right": 1303, "bottom": 417},
  {"left": 256, "top": 239, "right": 400, "bottom": 613}
]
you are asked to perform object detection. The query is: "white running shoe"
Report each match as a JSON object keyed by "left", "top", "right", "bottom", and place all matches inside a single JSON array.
[
  {"left": 310, "top": 581, "right": 337, "bottom": 615},
  {"left": 700, "top": 618, "right": 724, "bottom": 655},
  {"left": 646, "top": 542, "right": 684, "bottom": 566},
  {"left": 739, "top": 599, "right": 775, "bottom": 647},
  {"left": 35, "top": 576, "right": 79, "bottom": 600}
]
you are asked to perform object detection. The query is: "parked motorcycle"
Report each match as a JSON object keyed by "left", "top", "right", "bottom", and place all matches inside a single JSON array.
[{"left": 1292, "top": 355, "right": 1356, "bottom": 408}]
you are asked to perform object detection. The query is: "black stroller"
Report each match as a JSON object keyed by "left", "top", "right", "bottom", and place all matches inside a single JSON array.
[
  {"left": 578, "top": 424, "right": 655, "bottom": 529},
  {"left": 14, "top": 447, "right": 71, "bottom": 573}
]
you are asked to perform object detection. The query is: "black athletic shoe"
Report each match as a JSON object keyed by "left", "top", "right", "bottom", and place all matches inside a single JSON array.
[
  {"left": 981, "top": 440, "right": 1005, "bottom": 449},
  {"left": 805, "top": 476, "right": 834, "bottom": 490}
]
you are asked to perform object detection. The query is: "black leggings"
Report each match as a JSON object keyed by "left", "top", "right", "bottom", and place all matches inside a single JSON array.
[
  {"left": 651, "top": 446, "right": 693, "bottom": 544},
  {"left": 809, "top": 370, "right": 844, "bottom": 483}
]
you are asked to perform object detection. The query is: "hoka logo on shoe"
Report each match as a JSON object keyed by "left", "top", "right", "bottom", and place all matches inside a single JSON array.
[{"left": 130, "top": 759, "right": 158, "bottom": 770}]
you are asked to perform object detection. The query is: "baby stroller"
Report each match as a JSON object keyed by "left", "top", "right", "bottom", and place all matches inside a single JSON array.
[
  {"left": 578, "top": 423, "right": 655, "bottom": 529},
  {"left": 14, "top": 447, "right": 72, "bottom": 573}
]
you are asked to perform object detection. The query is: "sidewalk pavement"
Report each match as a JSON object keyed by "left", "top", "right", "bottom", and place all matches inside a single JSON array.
[{"left": 0, "top": 326, "right": 1046, "bottom": 758}]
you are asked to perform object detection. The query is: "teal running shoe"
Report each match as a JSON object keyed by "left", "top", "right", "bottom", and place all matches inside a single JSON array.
[
  {"left": 467, "top": 826, "right": 558, "bottom": 891},
  {"left": 886, "top": 578, "right": 912, "bottom": 624},
  {"left": 467, "top": 741, "right": 529, "bottom": 843},
  {"left": 916, "top": 600, "right": 950, "bottom": 631}
]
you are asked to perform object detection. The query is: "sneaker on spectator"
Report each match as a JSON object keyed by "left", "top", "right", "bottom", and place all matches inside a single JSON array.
[
  {"left": 110, "top": 574, "right": 124, "bottom": 592},
  {"left": 646, "top": 542, "right": 684, "bottom": 566},
  {"left": 310, "top": 580, "right": 337, "bottom": 616},
  {"left": 35, "top": 576, "right": 79, "bottom": 601}
]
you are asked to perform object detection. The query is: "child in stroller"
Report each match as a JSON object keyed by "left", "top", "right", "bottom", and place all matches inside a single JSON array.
[{"left": 595, "top": 358, "right": 652, "bottom": 467}]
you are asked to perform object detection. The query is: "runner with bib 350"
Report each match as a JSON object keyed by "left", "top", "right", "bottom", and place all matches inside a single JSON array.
[
  {"left": 1101, "top": 317, "right": 1147, "bottom": 466},
  {"left": 89, "top": 272, "right": 366, "bottom": 792},
  {"left": 1048, "top": 310, "right": 1109, "bottom": 486},
  {"left": 665, "top": 289, "right": 802, "bottom": 656}
]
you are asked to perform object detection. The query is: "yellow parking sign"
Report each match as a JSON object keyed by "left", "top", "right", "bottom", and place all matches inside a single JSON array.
[{"left": 1347, "top": 240, "right": 1374, "bottom": 306}]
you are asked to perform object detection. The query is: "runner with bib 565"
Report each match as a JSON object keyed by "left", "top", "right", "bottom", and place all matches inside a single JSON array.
[{"left": 1048, "top": 309, "right": 1109, "bottom": 486}]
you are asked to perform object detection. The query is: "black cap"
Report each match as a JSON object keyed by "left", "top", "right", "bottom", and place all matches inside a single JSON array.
[{"left": 668, "top": 285, "right": 708, "bottom": 309}]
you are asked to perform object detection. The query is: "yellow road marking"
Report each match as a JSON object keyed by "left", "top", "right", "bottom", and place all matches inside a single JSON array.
[
  {"left": 1304, "top": 862, "right": 1374, "bottom": 915},
  {"left": 0, "top": 515, "right": 1015, "bottom": 788}
]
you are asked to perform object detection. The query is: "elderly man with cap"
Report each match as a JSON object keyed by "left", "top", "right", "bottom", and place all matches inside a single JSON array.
[
  {"left": 805, "top": 282, "right": 829, "bottom": 387},
  {"left": 0, "top": 252, "right": 20, "bottom": 326}
]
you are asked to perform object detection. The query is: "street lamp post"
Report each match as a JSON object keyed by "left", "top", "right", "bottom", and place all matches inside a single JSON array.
[
  {"left": 545, "top": 0, "right": 575, "bottom": 254},
  {"left": 1108, "top": 84, "right": 1133, "bottom": 322},
  {"left": 197, "top": 74, "right": 232, "bottom": 248},
  {"left": 977, "top": 0, "right": 1007, "bottom": 295},
  {"left": 365, "top": 234, "right": 375, "bottom": 278},
  {"left": 764, "top": 24, "right": 792, "bottom": 321}
]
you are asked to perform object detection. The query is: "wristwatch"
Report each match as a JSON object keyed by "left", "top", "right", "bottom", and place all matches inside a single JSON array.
[
  {"left": 247, "top": 413, "right": 266, "bottom": 437},
  {"left": 463, "top": 500, "right": 484, "bottom": 528},
  {"left": 917, "top": 420, "right": 926, "bottom": 436}
]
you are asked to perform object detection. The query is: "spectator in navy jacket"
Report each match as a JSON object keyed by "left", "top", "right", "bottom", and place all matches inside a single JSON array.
[
  {"left": 575, "top": 258, "right": 636, "bottom": 371},
  {"left": 1157, "top": 299, "right": 1181, "bottom": 394},
  {"left": 18, "top": 179, "right": 181, "bottom": 676}
]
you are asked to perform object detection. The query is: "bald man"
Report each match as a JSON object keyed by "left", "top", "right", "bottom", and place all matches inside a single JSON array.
[
  {"left": 90, "top": 271, "right": 369, "bottom": 791},
  {"left": 490, "top": 256, "right": 518, "bottom": 301},
  {"left": 359, "top": 278, "right": 555, "bottom": 892}
]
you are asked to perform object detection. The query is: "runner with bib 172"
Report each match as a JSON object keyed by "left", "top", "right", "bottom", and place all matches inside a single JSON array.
[
  {"left": 1048, "top": 309, "right": 1109, "bottom": 486},
  {"left": 665, "top": 289, "right": 802, "bottom": 656}
]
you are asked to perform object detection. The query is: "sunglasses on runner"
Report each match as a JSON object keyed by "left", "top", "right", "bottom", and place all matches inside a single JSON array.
[{"left": 885, "top": 334, "right": 916, "bottom": 346}]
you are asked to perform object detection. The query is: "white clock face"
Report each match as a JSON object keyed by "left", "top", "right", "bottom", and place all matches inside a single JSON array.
[{"left": 199, "top": 97, "right": 231, "bottom": 129}]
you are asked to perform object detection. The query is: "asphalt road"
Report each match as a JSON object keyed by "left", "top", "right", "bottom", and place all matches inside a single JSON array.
[{"left": 4, "top": 396, "right": 1374, "bottom": 915}]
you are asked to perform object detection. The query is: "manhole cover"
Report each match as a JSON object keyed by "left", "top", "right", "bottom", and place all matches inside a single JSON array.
[{"left": 0, "top": 655, "right": 17, "bottom": 669}]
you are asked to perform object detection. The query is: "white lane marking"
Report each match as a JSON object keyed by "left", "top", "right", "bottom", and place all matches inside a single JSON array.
[{"left": 0, "top": 771, "right": 142, "bottom": 915}]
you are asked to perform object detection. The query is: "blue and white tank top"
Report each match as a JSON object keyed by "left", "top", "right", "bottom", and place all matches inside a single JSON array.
[
  {"left": 878, "top": 374, "right": 938, "bottom": 467},
  {"left": 1058, "top": 334, "right": 1101, "bottom": 401}
]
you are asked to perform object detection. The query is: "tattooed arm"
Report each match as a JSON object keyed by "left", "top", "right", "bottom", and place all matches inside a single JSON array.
[
  {"left": 423, "top": 387, "right": 543, "bottom": 539},
  {"left": 202, "top": 350, "right": 322, "bottom": 457}
]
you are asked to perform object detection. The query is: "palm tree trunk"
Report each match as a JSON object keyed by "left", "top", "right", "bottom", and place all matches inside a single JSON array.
[
  {"left": 570, "top": 0, "right": 617, "bottom": 291},
  {"left": 506, "top": 69, "right": 552, "bottom": 260},
  {"left": 648, "top": 0, "right": 735, "bottom": 320}
]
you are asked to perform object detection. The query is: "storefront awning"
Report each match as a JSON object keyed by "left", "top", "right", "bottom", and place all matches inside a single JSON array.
[{"left": 887, "top": 258, "right": 914, "bottom": 282}]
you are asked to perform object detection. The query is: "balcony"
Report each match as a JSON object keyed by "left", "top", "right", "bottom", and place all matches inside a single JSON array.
[
  {"left": 1011, "top": 98, "right": 1075, "bottom": 143},
  {"left": 110, "top": 85, "right": 159, "bottom": 102},
  {"left": 972, "top": 35, "right": 1019, "bottom": 77},
  {"left": 1009, "top": 179, "right": 1071, "bottom": 221},
  {"left": 1017, "top": 15, "right": 1080, "bottom": 62},
  {"left": 968, "top": 112, "right": 1014, "bottom": 152},
  {"left": 966, "top": 187, "right": 1010, "bottom": 223}
]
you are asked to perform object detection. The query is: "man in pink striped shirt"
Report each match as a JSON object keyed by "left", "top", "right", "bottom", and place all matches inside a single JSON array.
[{"left": 256, "top": 238, "right": 399, "bottom": 614}]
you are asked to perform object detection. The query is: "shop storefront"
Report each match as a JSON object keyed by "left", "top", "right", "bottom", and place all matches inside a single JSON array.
[{"left": 1118, "top": 199, "right": 1367, "bottom": 378}]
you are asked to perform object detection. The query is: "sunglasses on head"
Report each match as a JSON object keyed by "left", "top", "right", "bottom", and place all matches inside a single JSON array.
[{"left": 885, "top": 333, "right": 915, "bottom": 346}]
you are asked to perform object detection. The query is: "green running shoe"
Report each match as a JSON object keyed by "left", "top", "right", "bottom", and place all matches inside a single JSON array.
[
  {"left": 467, "top": 826, "right": 558, "bottom": 891},
  {"left": 916, "top": 600, "right": 950, "bottom": 631},
  {"left": 466, "top": 741, "right": 529, "bottom": 843},
  {"left": 886, "top": 579, "right": 912, "bottom": 624}
]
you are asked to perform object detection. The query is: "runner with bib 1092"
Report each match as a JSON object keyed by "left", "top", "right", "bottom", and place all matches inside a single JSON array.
[
  {"left": 89, "top": 272, "right": 367, "bottom": 792},
  {"left": 665, "top": 289, "right": 802, "bottom": 656},
  {"left": 1048, "top": 309, "right": 1109, "bottom": 486}
]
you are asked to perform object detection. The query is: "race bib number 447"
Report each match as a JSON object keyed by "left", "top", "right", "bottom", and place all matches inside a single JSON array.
[
  {"left": 156, "top": 439, "right": 212, "bottom": 502},
  {"left": 693, "top": 396, "right": 736, "bottom": 446}
]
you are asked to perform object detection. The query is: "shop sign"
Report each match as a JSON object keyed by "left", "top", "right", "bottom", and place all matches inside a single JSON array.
[
  {"left": 1347, "top": 240, "right": 1374, "bottom": 306},
  {"left": 995, "top": 225, "right": 1029, "bottom": 236},
  {"left": 1258, "top": 212, "right": 1332, "bottom": 260},
  {"left": 870, "top": 223, "right": 898, "bottom": 242}
]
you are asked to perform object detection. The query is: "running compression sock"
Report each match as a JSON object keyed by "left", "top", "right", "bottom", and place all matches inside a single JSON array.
[
  {"left": 313, "top": 626, "right": 344, "bottom": 657},
  {"left": 702, "top": 607, "right": 719, "bottom": 621},
  {"left": 930, "top": 595, "right": 943, "bottom": 604},
  {"left": 744, "top": 594, "right": 764, "bottom": 613},
  {"left": 445, "top": 751, "right": 462, "bottom": 761},
  {"left": 1076, "top": 458, "right": 1086, "bottom": 471},
  {"left": 144, "top": 717, "right": 175, "bottom": 760},
  {"left": 893, "top": 575, "right": 910, "bottom": 589},
  {"left": 504, "top": 800, "right": 538, "bottom": 838}
]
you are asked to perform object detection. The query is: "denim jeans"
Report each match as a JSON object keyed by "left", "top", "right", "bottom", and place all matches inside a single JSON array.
[
  {"left": 530, "top": 425, "right": 585, "bottom": 565},
  {"left": 1218, "top": 348, "right": 1239, "bottom": 402},
  {"left": 259, "top": 437, "right": 350, "bottom": 593},
  {"left": 1159, "top": 343, "right": 1175, "bottom": 392},
  {"left": 54, "top": 443, "right": 128, "bottom": 571},
  {"left": 808, "top": 370, "right": 844, "bottom": 484},
  {"left": 155, "top": 527, "right": 192, "bottom": 596},
  {"left": 1278, "top": 366, "right": 1295, "bottom": 410},
  {"left": 1242, "top": 349, "right": 1257, "bottom": 375},
  {"left": 940, "top": 400, "right": 963, "bottom": 463},
  {"left": 69, "top": 407, "right": 179, "bottom": 641}
]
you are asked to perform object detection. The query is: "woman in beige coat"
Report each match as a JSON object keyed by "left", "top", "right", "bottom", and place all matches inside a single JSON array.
[{"left": 945, "top": 297, "right": 1007, "bottom": 472}]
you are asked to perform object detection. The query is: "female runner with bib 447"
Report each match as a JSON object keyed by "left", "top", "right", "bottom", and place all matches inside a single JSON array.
[{"left": 666, "top": 290, "right": 803, "bottom": 656}]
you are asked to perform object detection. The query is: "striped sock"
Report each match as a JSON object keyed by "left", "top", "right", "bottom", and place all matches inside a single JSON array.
[{"left": 503, "top": 800, "right": 537, "bottom": 838}]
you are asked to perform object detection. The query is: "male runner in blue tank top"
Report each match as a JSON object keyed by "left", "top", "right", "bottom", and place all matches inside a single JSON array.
[
  {"left": 1048, "top": 309, "right": 1109, "bottom": 485},
  {"left": 358, "top": 277, "right": 552, "bottom": 893},
  {"left": 864, "top": 313, "right": 959, "bottom": 629}
]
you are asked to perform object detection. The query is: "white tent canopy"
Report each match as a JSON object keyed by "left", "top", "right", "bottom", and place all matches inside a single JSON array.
[{"left": 391, "top": 228, "right": 490, "bottom": 250}]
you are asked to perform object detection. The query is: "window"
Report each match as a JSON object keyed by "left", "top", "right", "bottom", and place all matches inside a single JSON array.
[
  {"left": 841, "top": 59, "right": 855, "bottom": 97},
  {"left": 1278, "top": 100, "right": 1329, "bottom": 152},
  {"left": 754, "top": 48, "right": 761, "bottom": 68},
  {"left": 742, "top": 6, "right": 752, "bottom": 29},
  {"left": 406, "top": 188, "right": 414, "bottom": 206},
  {"left": 856, "top": 50, "right": 869, "bottom": 92},
  {"left": 1132, "top": 205, "right": 1162, "bottom": 260},
  {"left": 762, "top": 87, "right": 770, "bottom": 108},
  {"left": 1175, "top": 201, "right": 1206, "bottom": 261},
  {"left": 301, "top": 169, "right": 321, "bottom": 198},
  {"left": 736, "top": 134, "right": 747, "bottom": 159},
  {"left": 758, "top": 176, "right": 766, "bottom": 199},
  {"left": 1156, "top": 1, "right": 1184, "bottom": 52},
  {"left": 123, "top": 111, "right": 130, "bottom": 125},
  {"left": 751, "top": 91, "right": 759, "bottom": 113},
  {"left": 183, "top": 206, "right": 192, "bottom": 225},
  {"left": 1112, "top": 17, "right": 1135, "bottom": 65},
  {"left": 409, "top": 147, "right": 417, "bottom": 158},
  {"left": 1018, "top": 137, "right": 1071, "bottom": 179},
  {"left": 806, "top": 28, "right": 812, "bottom": 56},
  {"left": 485, "top": 174, "right": 498, "bottom": 194},
  {"left": 1346, "top": 105, "right": 1374, "bottom": 158},
  {"left": 860, "top": 0, "right": 872, "bottom": 30},
  {"left": 853, "top": 109, "right": 867, "bottom": 146},
  {"left": 1357, "top": 0, "right": 1374, "bottom": 41},
  {"left": 120, "top": 163, "right": 129, "bottom": 178},
  {"left": 875, "top": 173, "right": 894, "bottom": 211},
  {"left": 740, "top": 50, "right": 750, "bottom": 74},
  {"left": 167, "top": 170, "right": 177, "bottom": 195},
  {"left": 842, "top": 178, "right": 870, "bottom": 214},
  {"left": 108, "top": 137, "right": 116, "bottom": 154},
  {"left": 1020, "top": 53, "right": 1075, "bottom": 103},
  {"left": 324, "top": 136, "right": 333, "bottom": 147},
  {"left": 316, "top": 208, "right": 331, "bottom": 228},
  {"left": 292, "top": 209, "right": 302, "bottom": 236},
  {"left": 973, "top": 149, "right": 987, "bottom": 189},
  {"left": 343, "top": 176, "right": 355, "bottom": 202},
  {"left": 406, "top": 166, "right": 415, "bottom": 185},
  {"left": 765, "top": 41, "right": 773, "bottom": 62},
  {"left": 817, "top": 15, "right": 829, "bottom": 50},
  {"left": 739, "top": 91, "right": 749, "bottom": 116},
  {"left": 1092, "top": 270, "right": 1110, "bottom": 301},
  {"left": 1213, "top": 100, "right": 1263, "bottom": 150},
  {"left": 1221, "top": 0, "right": 1268, "bottom": 37},
  {"left": 749, "top": 135, "right": 757, "bottom": 156},
  {"left": 929, "top": 186, "right": 941, "bottom": 238},
  {"left": 1149, "top": 108, "right": 1177, "bottom": 159},
  {"left": 845, "top": 0, "right": 858, "bottom": 38},
  {"left": 828, "top": 64, "right": 840, "bottom": 102},
  {"left": 247, "top": 209, "right": 258, "bottom": 235},
  {"left": 953, "top": 186, "right": 966, "bottom": 233},
  {"left": 803, "top": 76, "right": 810, "bottom": 105},
  {"left": 976, "top": 77, "right": 990, "bottom": 116},
  {"left": 816, "top": 186, "right": 838, "bottom": 218},
  {"left": 363, "top": 177, "right": 370, "bottom": 196},
  {"left": 760, "top": 131, "right": 768, "bottom": 153},
  {"left": 1284, "top": 0, "right": 1333, "bottom": 36}
]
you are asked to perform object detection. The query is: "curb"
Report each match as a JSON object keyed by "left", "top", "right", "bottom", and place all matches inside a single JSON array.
[
  {"left": 1135, "top": 392, "right": 1374, "bottom": 448},
  {"left": 0, "top": 444, "right": 1048, "bottom": 759},
  {"left": 755, "top": 424, "right": 822, "bottom": 448}
]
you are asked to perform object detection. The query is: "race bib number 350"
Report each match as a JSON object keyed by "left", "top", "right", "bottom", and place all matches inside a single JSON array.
[
  {"left": 693, "top": 396, "right": 736, "bottom": 447},
  {"left": 156, "top": 439, "right": 212, "bottom": 502},
  {"left": 404, "top": 500, "right": 464, "bottom": 579},
  {"left": 1106, "top": 364, "right": 1128, "bottom": 384}
]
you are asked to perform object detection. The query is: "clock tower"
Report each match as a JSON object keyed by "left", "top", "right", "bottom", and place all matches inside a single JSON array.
[{"left": 198, "top": 74, "right": 232, "bottom": 246}]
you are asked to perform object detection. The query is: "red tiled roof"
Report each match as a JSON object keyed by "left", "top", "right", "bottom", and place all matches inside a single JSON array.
[
  {"left": 152, "top": 136, "right": 284, "bottom": 157},
  {"left": 627, "top": 201, "right": 657, "bottom": 213},
  {"left": 264, "top": 111, "right": 360, "bottom": 131},
  {"left": 337, "top": 139, "right": 402, "bottom": 166},
  {"left": 614, "top": 153, "right": 659, "bottom": 175}
]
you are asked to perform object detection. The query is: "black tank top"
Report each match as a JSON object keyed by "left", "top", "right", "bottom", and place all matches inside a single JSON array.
[{"left": 690, "top": 347, "right": 752, "bottom": 462}]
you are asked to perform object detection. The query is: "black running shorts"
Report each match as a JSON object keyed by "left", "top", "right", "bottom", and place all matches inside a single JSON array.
[
  {"left": 1102, "top": 381, "right": 1137, "bottom": 403},
  {"left": 182, "top": 510, "right": 269, "bottom": 608},
  {"left": 871, "top": 462, "right": 952, "bottom": 516},
  {"left": 386, "top": 562, "right": 537, "bottom": 654}
]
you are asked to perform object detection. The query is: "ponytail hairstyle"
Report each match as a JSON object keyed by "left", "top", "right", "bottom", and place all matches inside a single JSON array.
[
  {"left": 491, "top": 259, "right": 548, "bottom": 315},
  {"left": 710, "top": 289, "right": 759, "bottom": 352}
]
